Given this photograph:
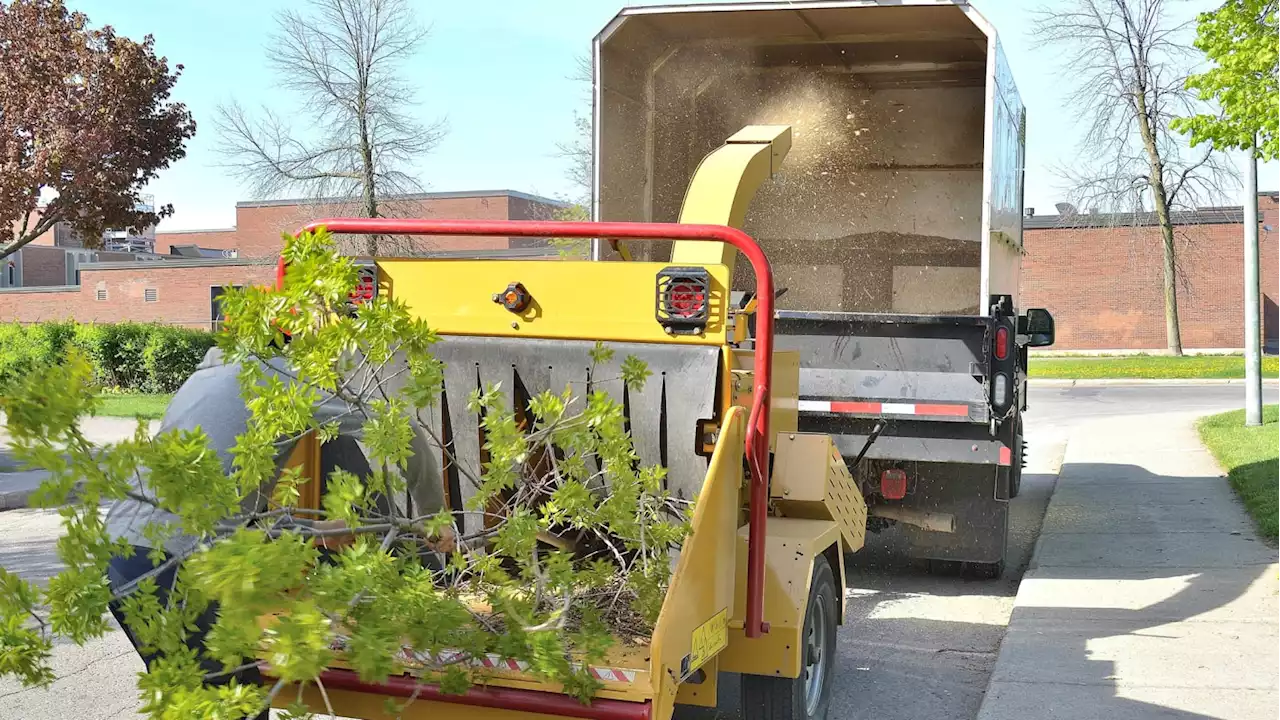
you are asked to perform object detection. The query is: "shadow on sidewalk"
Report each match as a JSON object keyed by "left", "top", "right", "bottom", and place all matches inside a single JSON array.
[{"left": 986, "top": 461, "right": 1280, "bottom": 719}]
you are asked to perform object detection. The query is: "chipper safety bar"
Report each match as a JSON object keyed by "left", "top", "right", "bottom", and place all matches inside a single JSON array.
[{"left": 277, "top": 218, "right": 777, "bottom": 720}]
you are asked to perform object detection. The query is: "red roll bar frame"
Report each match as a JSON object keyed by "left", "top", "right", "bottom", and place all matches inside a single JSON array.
[{"left": 283, "top": 217, "right": 774, "bottom": 716}]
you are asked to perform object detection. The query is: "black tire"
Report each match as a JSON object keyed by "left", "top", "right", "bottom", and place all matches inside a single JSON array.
[
  {"left": 741, "top": 555, "right": 839, "bottom": 720},
  {"left": 1002, "top": 416, "right": 1024, "bottom": 499}
]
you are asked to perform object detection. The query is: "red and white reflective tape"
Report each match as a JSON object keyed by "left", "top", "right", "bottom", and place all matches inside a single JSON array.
[
  {"left": 478, "top": 654, "right": 531, "bottom": 672},
  {"left": 798, "top": 399, "right": 971, "bottom": 418},
  {"left": 588, "top": 666, "right": 638, "bottom": 683}
]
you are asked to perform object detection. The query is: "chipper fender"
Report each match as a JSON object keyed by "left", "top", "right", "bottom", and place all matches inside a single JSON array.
[
  {"left": 647, "top": 405, "right": 747, "bottom": 720},
  {"left": 718, "top": 518, "right": 845, "bottom": 680}
]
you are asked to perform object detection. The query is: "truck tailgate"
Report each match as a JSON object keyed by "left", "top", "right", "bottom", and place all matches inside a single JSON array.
[
  {"left": 775, "top": 310, "right": 992, "bottom": 422},
  {"left": 774, "top": 310, "right": 1007, "bottom": 467}
]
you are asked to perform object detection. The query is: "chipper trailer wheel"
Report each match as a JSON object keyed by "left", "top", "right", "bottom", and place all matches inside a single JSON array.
[{"left": 741, "top": 555, "right": 839, "bottom": 720}]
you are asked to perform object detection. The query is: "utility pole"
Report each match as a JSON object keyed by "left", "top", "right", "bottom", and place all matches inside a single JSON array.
[{"left": 1243, "top": 138, "right": 1262, "bottom": 427}]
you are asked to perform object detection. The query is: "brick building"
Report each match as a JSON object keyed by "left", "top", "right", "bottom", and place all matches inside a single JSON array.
[
  {"left": 3, "top": 188, "right": 1275, "bottom": 352},
  {"left": 3, "top": 245, "right": 149, "bottom": 290},
  {"left": 0, "top": 259, "right": 278, "bottom": 328},
  {"left": 0, "top": 246, "right": 562, "bottom": 331},
  {"left": 1022, "top": 192, "right": 1278, "bottom": 352},
  {"left": 0, "top": 190, "right": 566, "bottom": 329},
  {"left": 154, "top": 190, "right": 567, "bottom": 258}
]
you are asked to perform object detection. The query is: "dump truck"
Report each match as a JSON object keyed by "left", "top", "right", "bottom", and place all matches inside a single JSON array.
[{"left": 593, "top": 0, "right": 1055, "bottom": 576}]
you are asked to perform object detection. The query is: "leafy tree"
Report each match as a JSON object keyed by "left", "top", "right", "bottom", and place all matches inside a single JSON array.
[
  {"left": 0, "top": 228, "right": 685, "bottom": 718},
  {"left": 0, "top": 0, "right": 195, "bottom": 261},
  {"left": 215, "top": 0, "right": 446, "bottom": 257},
  {"left": 1173, "top": 0, "right": 1279, "bottom": 160},
  {"left": 1032, "top": 0, "right": 1236, "bottom": 356}
]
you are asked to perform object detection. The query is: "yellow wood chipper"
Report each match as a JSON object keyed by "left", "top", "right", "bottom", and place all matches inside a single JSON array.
[
  {"left": 264, "top": 114, "right": 870, "bottom": 717},
  {"left": 270, "top": 122, "right": 868, "bottom": 720}
]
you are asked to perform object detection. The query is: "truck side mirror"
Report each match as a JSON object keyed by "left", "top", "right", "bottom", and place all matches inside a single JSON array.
[{"left": 1019, "top": 308, "right": 1055, "bottom": 347}]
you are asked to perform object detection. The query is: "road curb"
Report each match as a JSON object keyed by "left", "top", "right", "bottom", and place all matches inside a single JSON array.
[
  {"left": 1031, "top": 378, "right": 1280, "bottom": 387},
  {"left": 0, "top": 473, "right": 49, "bottom": 511},
  {"left": 0, "top": 458, "right": 82, "bottom": 512}
]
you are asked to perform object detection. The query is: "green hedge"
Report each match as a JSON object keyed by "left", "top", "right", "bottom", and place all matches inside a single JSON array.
[{"left": 0, "top": 322, "right": 214, "bottom": 393}]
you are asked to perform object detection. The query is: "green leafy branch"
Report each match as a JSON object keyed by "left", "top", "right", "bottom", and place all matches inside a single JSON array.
[{"left": 0, "top": 227, "right": 690, "bottom": 719}]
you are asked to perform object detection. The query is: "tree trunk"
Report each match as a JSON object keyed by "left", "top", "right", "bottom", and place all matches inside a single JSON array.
[
  {"left": 1153, "top": 193, "right": 1182, "bottom": 355},
  {"left": 358, "top": 104, "right": 379, "bottom": 257},
  {"left": 1134, "top": 89, "right": 1183, "bottom": 355}
]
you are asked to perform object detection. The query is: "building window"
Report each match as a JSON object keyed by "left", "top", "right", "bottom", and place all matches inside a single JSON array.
[
  {"left": 210, "top": 285, "right": 243, "bottom": 331},
  {"left": 144, "top": 288, "right": 158, "bottom": 303},
  {"left": 95, "top": 288, "right": 108, "bottom": 302}
]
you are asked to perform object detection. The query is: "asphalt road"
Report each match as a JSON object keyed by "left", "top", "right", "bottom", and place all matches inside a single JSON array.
[
  {"left": 0, "top": 383, "right": 1273, "bottom": 720},
  {"left": 697, "top": 382, "right": 1278, "bottom": 720},
  {"left": 817, "top": 382, "right": 1277, "bottom": 720}
]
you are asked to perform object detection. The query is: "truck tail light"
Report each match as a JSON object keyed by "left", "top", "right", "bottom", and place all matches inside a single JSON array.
[
  {"left": 880, "top": 468, "right": 908, "bottom": 500},
  {"left": 994, "top": 326, "right": 1009, "bottom": 360},
  {"left": 993, "top": 372, "right": 1009, "bottom": 407}
]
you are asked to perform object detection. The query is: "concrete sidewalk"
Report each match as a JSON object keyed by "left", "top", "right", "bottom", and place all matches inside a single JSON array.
[
  {"left": 977, "top": 412, "right": 1279, "bottom": 720},
  {"left": 0, "top": 416, "right": 154, "bottom": 510}
]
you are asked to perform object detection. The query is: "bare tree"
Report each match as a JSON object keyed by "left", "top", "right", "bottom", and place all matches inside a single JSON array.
[
  {"left": 1033, "top": 0, "right": 1235, "bottom": 355},
  {"left": 215, "top": 0, "right": 445, "bottom": 256},
  {"left": 545, "top": 54, "right": 593, "bottom": 257},
  {"left": 555, "top": 55, "right": 594, "bottom": 209}
]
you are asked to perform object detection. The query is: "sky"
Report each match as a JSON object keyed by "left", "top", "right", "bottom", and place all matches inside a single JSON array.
[{"left": 67, "top": 0, "right": 1280, "bottom": 232}]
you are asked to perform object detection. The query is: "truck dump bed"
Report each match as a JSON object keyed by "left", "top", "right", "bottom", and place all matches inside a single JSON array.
[
  {"left": 594, "top": 0, "right": 1024, "bottom": 314},
  {"left": 595, "top": 4, "right": 1027, "bottom": 571}
]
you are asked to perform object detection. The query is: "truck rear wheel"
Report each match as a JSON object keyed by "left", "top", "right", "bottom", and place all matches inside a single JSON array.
[{"left": 741, "top": 555, "right": 838, "bottom": 720}]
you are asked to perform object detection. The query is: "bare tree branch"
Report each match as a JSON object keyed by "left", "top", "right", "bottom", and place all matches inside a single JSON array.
[
  {"left": 214, "top": 0, "right": 447, "bottom": 256},
  {"left": 1031, "top": 0, "right": 1239, "bottom": 354},
  {"left": 0, "top": 208, "right": 63, "bottom": 261},
  {"left": 553, "top": 54, "right": 594, "bottom": 207}
]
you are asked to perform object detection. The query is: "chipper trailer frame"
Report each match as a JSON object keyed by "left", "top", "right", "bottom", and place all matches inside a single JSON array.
[{"left": 268, "top": 126, "right": 868, "bottom": 720}]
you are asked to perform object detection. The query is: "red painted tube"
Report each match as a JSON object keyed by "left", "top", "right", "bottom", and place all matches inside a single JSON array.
[
  {"left": 289, "top": 218, "right": 774, "bottom": 638},
  {"left": 314, "top": 668, "right": 652, "bottom": 720}
]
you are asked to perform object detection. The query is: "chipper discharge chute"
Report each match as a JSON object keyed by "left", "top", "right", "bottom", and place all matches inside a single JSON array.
[{"left": 267, "top": 125, "right": 866, "bottom": 720}]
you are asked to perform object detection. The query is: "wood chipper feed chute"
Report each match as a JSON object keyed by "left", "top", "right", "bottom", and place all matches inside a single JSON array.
[
  {"left": 269, "top": 219, "right": 782, "bottom": 720},
  {"left": 414, "top": 336, "right": 722, "bottom": 521}
]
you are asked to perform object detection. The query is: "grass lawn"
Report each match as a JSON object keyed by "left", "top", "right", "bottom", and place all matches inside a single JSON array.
[
  {"left": 1198, "top": 405, "right": 1279, "bottom": 542},
  {"left": 1031, "top": 354, "right": 1280, "bottom": 380},
  {"left": 94, "top": 393, "right": 173, "bottom": 420}
]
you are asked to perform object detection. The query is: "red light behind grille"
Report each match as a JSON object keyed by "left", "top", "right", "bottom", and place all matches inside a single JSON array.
[
  {"left": 349, "top": 268, "right": 377, "bottom": 304},
  {"left": 880, "top": 468, "right": 908, "bottom": 500},
  {"left": 668, "top": 282, "right": 706, "bottom": 318},
  {"left": 994, "top": 326, "right": 1009, "bottom": 360}
]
